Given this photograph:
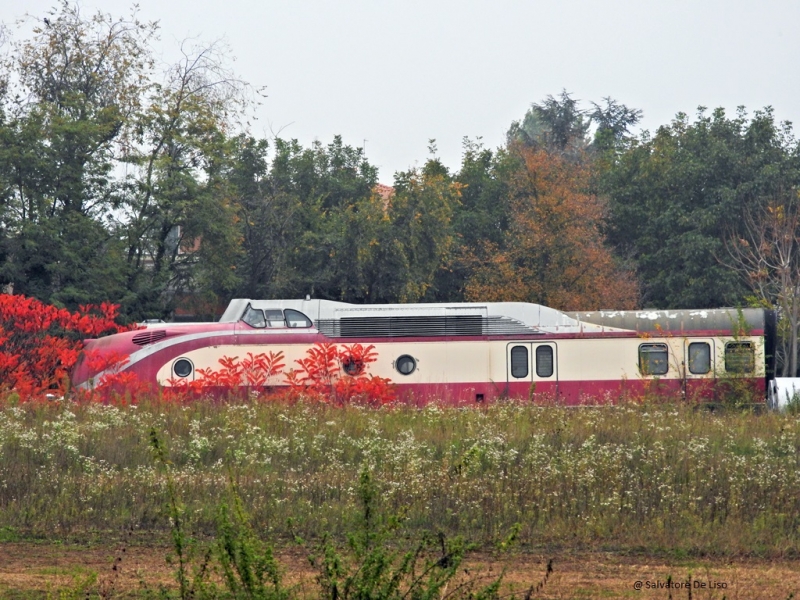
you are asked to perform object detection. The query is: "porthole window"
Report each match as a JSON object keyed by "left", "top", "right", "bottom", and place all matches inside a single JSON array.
[
  {"left": 173, "top": 358, "right": 194, "bottom": 378},
  {"left": 395, "top": 355, "right": 416, "bottom": 376},
  {"left": 342, "top": 356, "right": 365, "bottom": 376},
  {"left": 639, "top": 343, "right": 668, "bottom": 376},
  {"left": 725, "top": 342, "right": 754, "bottom": 373},
  {"left": 510, "top": 345, "right": 529, "bottom": 379},
  {"left": 688, "top": 342, "right": 711, "bottom": 374}
]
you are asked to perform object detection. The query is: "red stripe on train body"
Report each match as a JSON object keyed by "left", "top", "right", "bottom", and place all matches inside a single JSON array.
[{"left": 73, "top": 299, "right": 777, "bottom": 407}]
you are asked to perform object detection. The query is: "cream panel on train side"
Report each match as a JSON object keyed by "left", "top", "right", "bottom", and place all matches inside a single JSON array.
[
  {"left": 444, "top": 341, "right": 490, "bottom": 382},
  {"left": 154, "top": 335, "right": 765, "bottom": 387},
  {"left": 481, "top": 338, "right": 637, "bottom": 384},
  {"left": 488, "top": 341, "right": 511, "bottom": 383},
  {"left": 155, "top": 344, "right": 301, "bottom": 385},
  {"left": 555, "top": 338, "right": 684, "bottom": 382},
  {"left": 371, "top": 341, "right": 447, "bottom": 383},
  {"left": 156, "top": 340, "right": 492, "bottom": 386},
  {"left": 367, "top": 341, "right": 489, "bottom": 383}
]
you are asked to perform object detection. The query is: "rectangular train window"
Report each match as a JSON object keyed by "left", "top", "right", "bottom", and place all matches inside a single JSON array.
[
  {"left": 535, "top": 345, "right": 554, "bottom": 378},
  {"left": 265, "top": 309, "right": 285, "bottom": 327},
  {"left": 725, "top": 342, "right": 754, "bottom": 373},
  {"left": 639, "top": 343, "right": 668, "bottom": 375},
  {"left": 688, "top": 342, "right": 711, "bottom": 374},
  {"left": 510, "top": 345, "right": 529, "bottom": 378}
]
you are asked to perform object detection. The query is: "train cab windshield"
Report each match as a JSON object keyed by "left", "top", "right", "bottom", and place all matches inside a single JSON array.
[{"left": 241, "top": 306, "right": 313, "bottom": 329}]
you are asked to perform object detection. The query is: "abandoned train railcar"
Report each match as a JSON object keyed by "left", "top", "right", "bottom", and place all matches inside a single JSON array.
[{"left": 72, "top": 298, "right": 777, "bottom": 405}]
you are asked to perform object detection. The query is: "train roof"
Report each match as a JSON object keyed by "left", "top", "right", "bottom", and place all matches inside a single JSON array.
[
  {"left": 221, "top": 299, "right": 622, "bottom": 336},
  {"left": 219, "top": 299, "right": 769, "bottom": 338},
  {"left": 567, "top": 308, "right": 769, "bottom": 334}
]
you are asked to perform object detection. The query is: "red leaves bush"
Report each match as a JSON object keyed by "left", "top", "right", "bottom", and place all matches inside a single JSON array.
[
  {"left": 168, "top": 343, "right": 395, "bottom": 405},
  {"left": 205, "top": 351, "right": 287, "bottom": 387},
  {"left": 284, "top": 343, "right": 396, "bottom": 405},
  {"left": 1, "top": 294, "right": 395, "bottom": 406},
  {"left": 166, "top": 351, "right": 287, "bottom": 395},
  {"left": 0, "top": 293, "right": 129, "bottom": 399}
]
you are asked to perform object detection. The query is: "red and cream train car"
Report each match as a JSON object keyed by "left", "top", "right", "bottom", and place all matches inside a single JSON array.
[{"left": 73, "top": 298, "right": 778, "bottom": 406}]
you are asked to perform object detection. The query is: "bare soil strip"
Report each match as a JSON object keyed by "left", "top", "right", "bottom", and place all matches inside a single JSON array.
[{"left": 1, "top": 542, "right": 798, "bottom": 599}]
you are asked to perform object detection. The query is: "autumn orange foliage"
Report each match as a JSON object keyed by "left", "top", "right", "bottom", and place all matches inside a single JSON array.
[{"left": 464, "top": 146, "right": 639, "bottom": 311}]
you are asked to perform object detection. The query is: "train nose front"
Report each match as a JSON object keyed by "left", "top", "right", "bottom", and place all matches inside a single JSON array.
[
  {"left": 71, "top": 338, "right": 99, "bottom": 388},
  {"left": 71, "top": 334, "right": 134, "bottom": 389}
]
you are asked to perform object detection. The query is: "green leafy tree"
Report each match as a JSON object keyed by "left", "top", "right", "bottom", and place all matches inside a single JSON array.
[
  {"left": 226, "top": 135, "right": 285, "bottom": 300},
  {"left": 234, "top": 135, "right": 378, "bottom": 301},
  {"left": 232, "top": 138, "right": 458, "bottom": 305},
  {"left": 430, "top": 139, "right": 514, "bottom": 301},
  {"left": 603, "top": 107, "right": 800, "bottom": 309},
  {"left": 508, "top": 89, "right": 591, "bottom": 157},
  {"left": 0, "top": 1, "right": 157, "bottom": 308},
  {"left": 379, "top": 160, "right": 460, "bottom": 302},
  {"left": 589, "top": 97, "right": 643, "bottom": 153},
  {"left": 0, "top": 3, "right": 253, "bottom": 319},
  {"left": 117, "top": 40, "right": 247, "bottom": 319}
]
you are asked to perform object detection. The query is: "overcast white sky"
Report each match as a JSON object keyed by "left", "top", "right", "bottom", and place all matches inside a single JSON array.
[{"left": 3, "top": 1, "right": 799, "bottom": 183}]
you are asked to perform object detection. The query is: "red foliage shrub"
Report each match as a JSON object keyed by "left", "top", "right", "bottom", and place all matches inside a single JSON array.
[
  {"left": 0, "top": 294, "right": 395, "bottom": 406},
  {"left": 284, "top": 343, "right": 395, "bottom": 405},
  {"left": 0, "top": 294, "right": 130, "bottom": 400},
  {"left": 164, "top": 351, "right": 287, "bottom": 400},
  {"left": 164, "top": 343, "right": 396, "bottom": 405}
]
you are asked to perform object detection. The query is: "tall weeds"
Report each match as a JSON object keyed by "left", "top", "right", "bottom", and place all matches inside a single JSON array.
[
  {"left": 1, "top": 398, "right": 799, "bottom": 557},
  {"left": 147, "top": 430, "right": 510, "bottom": 600},
  {"left": 311, "top": 467, "right": 504, "bottom": 600}
]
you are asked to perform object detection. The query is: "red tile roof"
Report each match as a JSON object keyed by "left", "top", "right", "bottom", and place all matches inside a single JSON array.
[{"left": 374, "top": 183, "right": 394, "bottom": 201}]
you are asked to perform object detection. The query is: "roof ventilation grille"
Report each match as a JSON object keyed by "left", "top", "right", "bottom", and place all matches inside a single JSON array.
[
  {"left": 316, "top": 315, "right": 538, "bottom": 338},
  {"left": 132, "top": 330, "right": 168, "bottom": 346}
]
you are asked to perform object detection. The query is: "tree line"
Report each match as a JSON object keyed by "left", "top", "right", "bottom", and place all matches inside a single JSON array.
[{"left": 2, "top": 2, "right": 800, "bottom": 373}]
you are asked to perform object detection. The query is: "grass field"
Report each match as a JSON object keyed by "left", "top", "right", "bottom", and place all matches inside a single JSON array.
[{"left": 1, "top": 397, "right": 800, "bottom": 597}]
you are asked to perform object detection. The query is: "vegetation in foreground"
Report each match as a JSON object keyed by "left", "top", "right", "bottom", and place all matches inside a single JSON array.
[{"left": 1, "top": 397, "right": 799, "bottom": 562}]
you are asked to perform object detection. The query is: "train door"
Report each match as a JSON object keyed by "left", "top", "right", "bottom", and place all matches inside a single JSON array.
[
  {"left": 683, "top": 338, "right": 716, "bottom": 401},
  {"left": 506, "top": 342, "right": 558, "bottom": 401}
]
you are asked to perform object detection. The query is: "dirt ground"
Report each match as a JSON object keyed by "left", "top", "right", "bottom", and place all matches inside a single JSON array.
[{"left": 0, "top": 542, "right": 798, "bottom": 599}]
